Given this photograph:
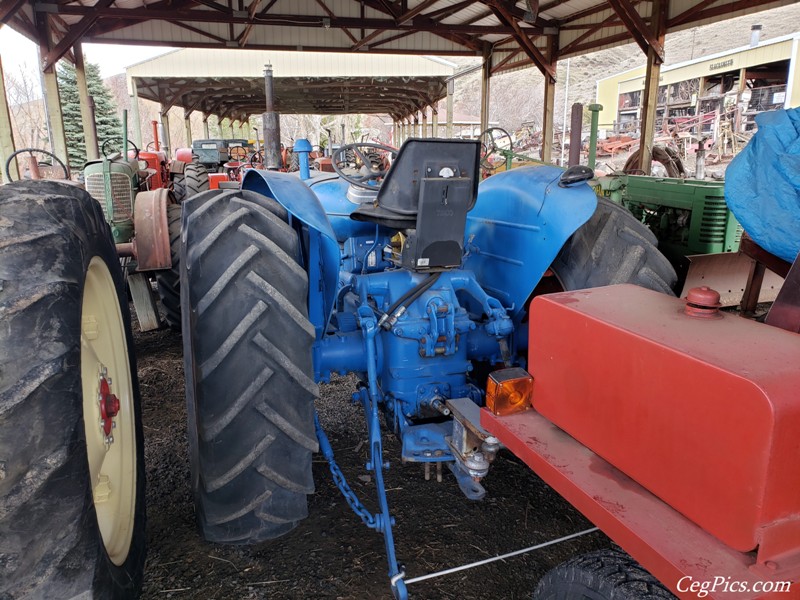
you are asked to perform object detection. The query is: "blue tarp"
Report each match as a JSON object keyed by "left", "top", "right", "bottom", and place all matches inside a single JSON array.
[{"left": 725, "top": 107, "right": 800, "bottom": 263}]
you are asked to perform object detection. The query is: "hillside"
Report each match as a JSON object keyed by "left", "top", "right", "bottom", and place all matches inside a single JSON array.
[{"left": 453, "top": 2, "right": 800, "bottom": 133}]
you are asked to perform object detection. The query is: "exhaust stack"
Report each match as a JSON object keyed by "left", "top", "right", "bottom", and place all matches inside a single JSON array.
[
  {"left": 262, "top": 64, "right": 282, "bottom": 170},
  {"left": 750, "top": 24, "right": 762, "bottom": 48}
]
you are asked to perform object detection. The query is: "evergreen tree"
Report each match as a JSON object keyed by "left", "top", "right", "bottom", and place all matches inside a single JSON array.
[{"left": 57, "top": 62, "right": 122, "bottom": 170}]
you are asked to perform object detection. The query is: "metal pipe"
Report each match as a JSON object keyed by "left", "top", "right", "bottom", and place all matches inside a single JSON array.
[
  {"left": 568, "top": 103, "right": 582, "bottom": 166},
  {"left": 262, "top": 64, "right": 281, "bottom": 170},
  {"left": 151, "top": 121, "right": 160, "bottom": 151},
  {"left": 588, "top": 104, "right": 602, "bottom": 170},
  {"left": 122, "top": 110, "right": 128, "bottom": 159}
]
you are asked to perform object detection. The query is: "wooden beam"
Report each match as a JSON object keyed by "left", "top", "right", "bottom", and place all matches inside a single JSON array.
[
  {"left": 35, "top": 11, "right": 69, "bottom": 173},
  {"left": 0, "top": 0, "right": 26, "bottom": 25},
  {"left": 74, "top": 42, "right": 99, "bottom": 160},
  {"left": 668, "top": 0, "right": 719, "bottom": 27},
  {"left": 637, "top": 0, "right": 667, "bottom": 174},
  {"left": 484, "top": 0, "right": 556, "bottom": 81},
  {"left": 41, "top": 0, "right": 116, "bottom": 70},
  {"left": 315, "top": 0, "right": 358, "bottom": 44},
  {"left": 0, "top": 56, "right": 19, "bottom": 181},
  {"left": 491, "top": 47, "right": 523, "bottom": 74},
  {"left": 541, "top": 34, "right": 556, "bottom": 163},
  {"left": 559, "top": 1, "right": 640, "bottom": 56},
  {"left": 480, "top": 47, "right": 490, "bottom": 134},
  {"left": 607, "top": 0, "right": 664, "bottom": 62}
]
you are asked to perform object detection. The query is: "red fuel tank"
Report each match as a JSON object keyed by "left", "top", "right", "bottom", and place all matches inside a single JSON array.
[{"left": 529, "top": 285, "right": 800, "bottom": 560}]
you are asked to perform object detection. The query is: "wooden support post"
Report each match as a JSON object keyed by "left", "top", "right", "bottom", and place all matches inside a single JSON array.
[
  {"left": 421, "top": 109, "right": 428, "bottom": 139},
  {"left": 446, "top": 80, "right": 454, "bottom": 138},
  {"left": 432, "top": 108, "right": 439, "bottom": 138},
  {"left": 36, "top": 14, "right": 69, "bottom": 174},
  {"left": 480, "top": 49, "right": 491, "bottom": 135},
  {"left": 413, "top": 116, "right": 419, "bottom": 137},
  {"left": 160, "top": 106, "right": 171, "bottom": 156},
  {"left": 130, "top": 77, "right": 143, "bottom": 147},
  {"left": 541, "top": 36, "right": 557, "bottom": 163},
  {"left": 637, "top": 0, "right": 667, "bottom": 174},
  {"left": 184, "top": 112, "right": 193, "bottom": 146},
  {"left": 74, "top": 43, "right": 99, "bottom": 161},
  {"left": 128, "top": 272, "right": 163, "bottom": 331},
  {"left": 0, "top": 56, "right": 19, "bottom": 181},
  {"left": 203, "top": 114, "right": 210, "bottom": 138}
]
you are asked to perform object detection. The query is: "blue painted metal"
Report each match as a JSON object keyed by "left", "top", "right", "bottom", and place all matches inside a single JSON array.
[
  {"left": 465, "top": 165, "right": 597, "bottom": 326},
  {"left": 242, "top": 169, "right": 340, "bottom": 337},
  {"left": 261, "top": 157, "right": 597, "bottom": 599},
  {"left": 294, "top": 138, "right": 312, "bottom": 180}
]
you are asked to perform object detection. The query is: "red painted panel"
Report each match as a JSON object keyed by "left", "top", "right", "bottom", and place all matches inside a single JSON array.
[{"left": 527, "top": 285, "right": 800, "bottom": 554}]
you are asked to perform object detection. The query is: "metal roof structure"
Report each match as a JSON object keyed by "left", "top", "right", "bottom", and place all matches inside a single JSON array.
[
  {"left": 2, "top": 0, "right": 794, "bottom": 82},
  {"left": 125, "top": 49, "right": 455, "bottom": 121}
]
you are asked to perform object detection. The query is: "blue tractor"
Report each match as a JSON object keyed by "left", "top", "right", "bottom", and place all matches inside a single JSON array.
[{"left": 179, "top": 138, "right": 676, "bottom": 598}]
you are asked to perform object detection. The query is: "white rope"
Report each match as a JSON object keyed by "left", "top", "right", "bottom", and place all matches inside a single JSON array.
[{"left": 404, "top": 527, "right": 600, "bottom": 585}]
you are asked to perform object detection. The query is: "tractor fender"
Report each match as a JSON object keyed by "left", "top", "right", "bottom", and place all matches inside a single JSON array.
[
  {"left": 242, "top": 169, "right": 340, "bottom": 338},
  {"left": 132, "top": 187, "right": 173, "bottom": 271},
  {"left": 464, "top": 165, "right": 597, "bottom": 323}
]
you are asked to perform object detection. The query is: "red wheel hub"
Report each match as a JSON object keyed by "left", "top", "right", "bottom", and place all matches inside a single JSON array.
[{"left": 98, "top": 375, "right": 120, "bottom": 437}]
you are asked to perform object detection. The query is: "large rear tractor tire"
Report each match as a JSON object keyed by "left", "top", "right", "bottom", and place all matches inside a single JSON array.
[
  {"left": 0, "top": 181, "right": 146, "bottom": 599},
  {"left": 549, "top": 197, "right": 677, "bottom": 295},
  {"left": 534, "top": 548, "right": 676, "bottom": 599},
  {"left": 181, "top": 188, "right": 319, "bottom": 544},
  {"left": 155, "top": 204, "right": 182, "bottom": 330},
  {"left": 173, "top": 162, "right": 210, "bottom": 202}
]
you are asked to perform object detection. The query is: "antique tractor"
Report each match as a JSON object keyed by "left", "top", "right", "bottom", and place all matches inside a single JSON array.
[
  {"left": 178, "top": 138, "right": 676, "bottom": 599},
  {"left": 82, "top": 115, "right": 209, "bottom": 330}
]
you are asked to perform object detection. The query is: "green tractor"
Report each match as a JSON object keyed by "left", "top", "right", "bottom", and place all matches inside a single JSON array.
[{"left": 82, "top": 114, "right": 209, "bottom": 329}]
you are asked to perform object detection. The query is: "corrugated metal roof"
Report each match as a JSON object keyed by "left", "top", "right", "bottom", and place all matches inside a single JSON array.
[
  {"left": 5, "top": 0, "right": 794, "bottom": 82},
  {"left": 126, "top": 48, "right": 456, "bottom": 120}
]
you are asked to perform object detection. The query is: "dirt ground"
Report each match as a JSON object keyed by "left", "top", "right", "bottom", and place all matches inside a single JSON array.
[{"left": 134, "top": 317, "right": 610, "bottom": 600}]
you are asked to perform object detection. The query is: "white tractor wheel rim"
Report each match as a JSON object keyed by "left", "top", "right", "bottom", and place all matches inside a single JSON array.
[{"left": 80, "top": 256, "right": 137, "bottom": 566}]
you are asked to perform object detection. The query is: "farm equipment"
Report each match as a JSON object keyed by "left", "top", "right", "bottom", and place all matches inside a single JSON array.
[
  {"left": 178, "top": 137, "right": 676, "bottom": 599},
  {"left": 83, "top": 112, "right": 209, "bottom": 330}
]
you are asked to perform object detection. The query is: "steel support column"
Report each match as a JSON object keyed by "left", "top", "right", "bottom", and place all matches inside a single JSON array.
[
  {"left": 160, "top": 106, "right": 171, "bottom": 156},
  {"left": 446, "top": 80, "right": 454, "bottom": 138},
  {"left": 541, "top": 36, "right": 558, "bottom": 163},
  {"left": 184, "top": 112, "right": 193, "bottom": 146},
  {"left": 0, "top": 56, "right": 19, "bottom": 181},
  {"left": 637, "top": 0, "right": 668, "bottom": 174},
  {"left": 480, "top": 49, "right": 491, "bottom": 135},
  {"left": 130, "top": 77, "right": 142, "bottom": 148},
  {"left": 74, "top": 43, "right": 99, "bottom": 160}
]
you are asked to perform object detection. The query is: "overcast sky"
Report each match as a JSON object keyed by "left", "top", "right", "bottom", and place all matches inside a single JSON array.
[{"left": 0, "top": 26, "right": 172, "bottom": 80}]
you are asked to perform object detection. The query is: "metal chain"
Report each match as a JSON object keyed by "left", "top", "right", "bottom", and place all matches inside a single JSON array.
[{"left": 315, "top": 413, "right": 377, "bottom": 529}]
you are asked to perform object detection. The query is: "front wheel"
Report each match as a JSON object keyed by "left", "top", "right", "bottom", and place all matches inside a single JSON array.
[
  {"left": 534, "top": 548, "right": 676, "bottom": 599},
  {"left": 181, "top": 188, "right": 318, "bottom": 544},
  {"left": 0, "top": 181, "right": 146, "bottom": 598}
]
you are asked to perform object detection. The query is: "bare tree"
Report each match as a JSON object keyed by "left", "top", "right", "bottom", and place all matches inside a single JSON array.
[{"left": 6, "top": 64, "right": 48, "bottom": 149}]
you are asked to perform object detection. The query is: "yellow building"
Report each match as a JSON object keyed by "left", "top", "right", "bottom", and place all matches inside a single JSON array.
[{"left": 596, "top": 32, "right": 800, "bottom": 139}]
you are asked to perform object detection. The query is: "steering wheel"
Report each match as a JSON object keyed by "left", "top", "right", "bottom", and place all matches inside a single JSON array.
[
  {"left": 479, "top": 127, "right": 513, "bottom": 169},
  {"left": 102, "top": 138, "right": 140, "bottom": 159},
  {"left": 229, "top": 146, "right": 248, "bottom": 161},
  {"left": 332, "top": 142, "right": 397, "bottom": 190},
  {"left": 4, "top": 148, "right": 69, "bottom": 182},
  {"left": 248, "top": 150, "right": 264, "bottom": 167}
]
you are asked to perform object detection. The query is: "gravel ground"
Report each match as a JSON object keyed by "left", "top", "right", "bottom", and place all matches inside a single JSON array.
[{"left": 134, "top": 317, "right": 610, "bottom": 600}]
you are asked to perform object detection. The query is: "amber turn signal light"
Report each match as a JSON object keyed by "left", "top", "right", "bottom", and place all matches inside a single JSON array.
[{"left": 486, "top": 367, "right": 534, "bottom": 416}]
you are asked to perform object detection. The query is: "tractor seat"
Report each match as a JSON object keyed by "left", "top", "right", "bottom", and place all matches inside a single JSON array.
[{"left": 351, "top": 139, "right": 480, "bottom": 271}]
